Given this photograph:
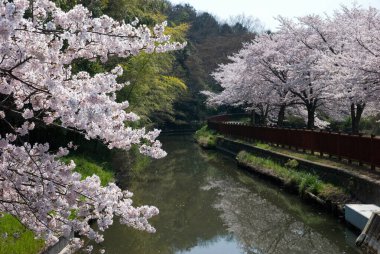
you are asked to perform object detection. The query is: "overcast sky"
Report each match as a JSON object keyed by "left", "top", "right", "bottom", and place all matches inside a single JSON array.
[{"left": 168, "top": 0, "right": 380, "bottom": 31}]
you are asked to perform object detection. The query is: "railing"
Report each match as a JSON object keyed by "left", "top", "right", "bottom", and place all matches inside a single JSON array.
[{"left": 208, "top": 114, "right": 380, "bottom": 169}]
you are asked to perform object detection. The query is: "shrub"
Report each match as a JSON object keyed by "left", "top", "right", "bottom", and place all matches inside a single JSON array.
[
  {"left": 285, "top": 159, "right": 299, "bottom": 169},
  {"left": 194, "top": 125, "right": 218, "bottom": 148}
]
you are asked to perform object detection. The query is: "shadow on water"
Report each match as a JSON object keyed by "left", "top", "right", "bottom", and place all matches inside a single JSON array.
[{"left": 92, "top": 135, "right": 361, "bottom": 254}]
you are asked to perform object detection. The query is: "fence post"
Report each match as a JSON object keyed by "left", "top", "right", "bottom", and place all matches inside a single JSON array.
[
  {"left": 371, "top": 134, "right": 375, "bottom": 170},
  {"left": 311, "top": 129, "right": 314, "bottom": 155},
  {"left": 319, "top": 129, "right": 323, "bottom": 157},
  {"left": 348, "top": 132, "right": 352, "bottom": 164},
  {"left": 328, "top": 130, "right": 332, "bottom": 158},
  {"left": 301, "top": 127, "right": 306, "bottom": 153},
  {"left": 338, "top": 131, "right": 341, "bottom": 161},
  {"left": 359, "top": 133, "right": 363, "bottom": 166}
]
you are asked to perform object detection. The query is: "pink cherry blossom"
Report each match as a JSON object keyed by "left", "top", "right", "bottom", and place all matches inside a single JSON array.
[{"left": 0, "top": 0, "right": 185, "bottom": 252}]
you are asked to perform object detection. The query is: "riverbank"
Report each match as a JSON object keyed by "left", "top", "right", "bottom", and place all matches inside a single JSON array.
[
  {"left": 195, "top": 126, "right": 380, "bottom": 215},
  {"left": 236, "top": 151, "right": 352, "bottom": 215},
  {"left": 0, "top": 214, "right": 45, "bottom": 254}
]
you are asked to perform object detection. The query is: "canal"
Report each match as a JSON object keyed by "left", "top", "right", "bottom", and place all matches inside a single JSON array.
[{"left": 93, "top": 135, "right": 361, "bottom": 254}]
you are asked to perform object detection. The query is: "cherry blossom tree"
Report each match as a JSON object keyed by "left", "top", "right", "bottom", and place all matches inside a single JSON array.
[
  {"left": 0, "top": 0, "right": 185, "bottom": 252},
  {"left": 243, "top": 34, "right": 300, "bottom": 126},
  {"left": 205, "top": 5, "right": 380, "bottom": 131},
  {"left": 275, "top": 17, "right": 336, "bottom": 129},
  {"left": 318, "top": 5, "right": 380, "bottom": 133},
  {"left": 205, "top": 34, "right": 298, "bottom": 126},
  {"left": 279, "top": 6, "right": 380, "bottom": 132},
  {"left": 204, "top": 47, "right": 275, "bottom": 125}
]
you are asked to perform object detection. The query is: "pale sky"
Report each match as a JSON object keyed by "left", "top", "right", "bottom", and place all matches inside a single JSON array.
[{"left": 168, "top": 0, "right": 380, "bottom": 31}]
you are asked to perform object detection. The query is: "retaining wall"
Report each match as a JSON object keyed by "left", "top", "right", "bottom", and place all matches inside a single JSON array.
[{"left": 215, "top": 137, "right": 380, "bottom": 206}]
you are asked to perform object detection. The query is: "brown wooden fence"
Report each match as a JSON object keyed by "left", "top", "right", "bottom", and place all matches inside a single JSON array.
[{"left": 207, "top": 114, "right": 380, "bottom": 169}]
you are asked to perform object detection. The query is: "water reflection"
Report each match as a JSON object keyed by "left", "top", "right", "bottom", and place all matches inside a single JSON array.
[
  {"left": 202, "top": 177, "right": 359, "bottom": 254},
  {"left": 91, "top": 135, "right": 360, "bottom": 254},
  {"left": 178, "top": 235, "right": 240, "bottom": 254}
]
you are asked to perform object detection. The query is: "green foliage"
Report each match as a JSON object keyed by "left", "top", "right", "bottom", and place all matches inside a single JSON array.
[
  {"left": 358, "top": 115, "right": 380, "bottom": 135},
  {"left": 236, "top": 151, "right": 347, "bottom": 199},
  {"left": 167, "top": 4, "right": 196, "bottom": 25},
  {"left": 54, "top": 0, "right": 79, "bottom": 11},
  {"left": 0, "top": 214, "right": 44, "bottom": 254},
  {"left": 284, "top": 159, "right": 299, "bottom": 169},
  {"left": 297, "top": 173, "right": 322, "bottom": 194},
  {"left": 194, "top": 125, "right": 218, "bottom": 148},
  {"left": 116, "top": 52, "right": 187, "bottom": 126},
  {"left": 71, "top": 58, "right": 106, "bottom": 76},
  {"left": 283, "top": 115, "right": 307, "bottom": 129},
  {"left": 255, "top": 142, "right": 272, "bottom": 150},
  {"left": 329, "top": 115, "right": 380, "bottom": 135},
  {"left": 61, "top": 156, "right": 114, "bottom": 186},
  {"left": 104, "top": 0, "right": 171, "bottom": 24},
  {"left": 165, "top": 23, "right": 189, "bottom": 43}
]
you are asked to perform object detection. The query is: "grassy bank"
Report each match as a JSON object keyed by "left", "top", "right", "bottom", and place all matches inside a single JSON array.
[
  {"left": 236, "top": 151, "right": 351, "bottom": 204},
  {"left": 194, "top": 125, "right": 218, "bottom": 148},
  {"left": 0, "top": 214, "right": 45, "bottom": 254},
  {"left": 61, "top": 155, "right": 115, "bottom": 186},
  {"left": 0, "top": 156, "right": 115, "bottom": 254}
]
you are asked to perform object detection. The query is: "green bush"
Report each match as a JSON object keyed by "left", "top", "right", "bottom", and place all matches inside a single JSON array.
[
  {"left": 285, "top": 159, "right": 299, "bottom": 169},
  {"left": 298, "top": 173, "right": 323, "bottom": 194},
  {"left": 194, "top": 125, "right": 218, "bottom": 148}
]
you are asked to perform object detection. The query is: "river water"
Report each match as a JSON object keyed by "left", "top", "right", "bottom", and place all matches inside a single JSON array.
[{"left": 93, "top": 135, "right": 361, "bottom": 254}]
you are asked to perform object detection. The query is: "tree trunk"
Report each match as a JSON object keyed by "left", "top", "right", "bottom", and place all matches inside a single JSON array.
[
  {"left": 250, "top": 110, "right": 255, "bottom": 125},
  {"left": 260, "top": 115, "right": 266, "bottom": 125},
  {"left": 351, "top": 103, "right": 365, "bottom": 134},
  {"left": 257, "top": 113, "right": 263, "bottom": 125},
  {"left": 259, "top": 107, "right": 268, "bottom": 125},
  {"left": 277, "top": 105, "right": 286, "bottom": 127},
  {"left": 306, "top": 106, "right": 315, "bottom": 129}
]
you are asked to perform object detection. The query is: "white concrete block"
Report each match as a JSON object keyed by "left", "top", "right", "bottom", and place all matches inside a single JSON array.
[{"left": 345, "top": 204, "right": 380, "bottom": 230}]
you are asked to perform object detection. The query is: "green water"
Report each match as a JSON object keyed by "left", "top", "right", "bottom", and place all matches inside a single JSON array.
[{"left": 93, "top": 135, "right": 361, "bottom": 254}]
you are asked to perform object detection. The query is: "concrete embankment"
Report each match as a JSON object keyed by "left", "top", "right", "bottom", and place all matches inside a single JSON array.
[{"left": 213, "top": 137, "right": 380, "bottom": 207}]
